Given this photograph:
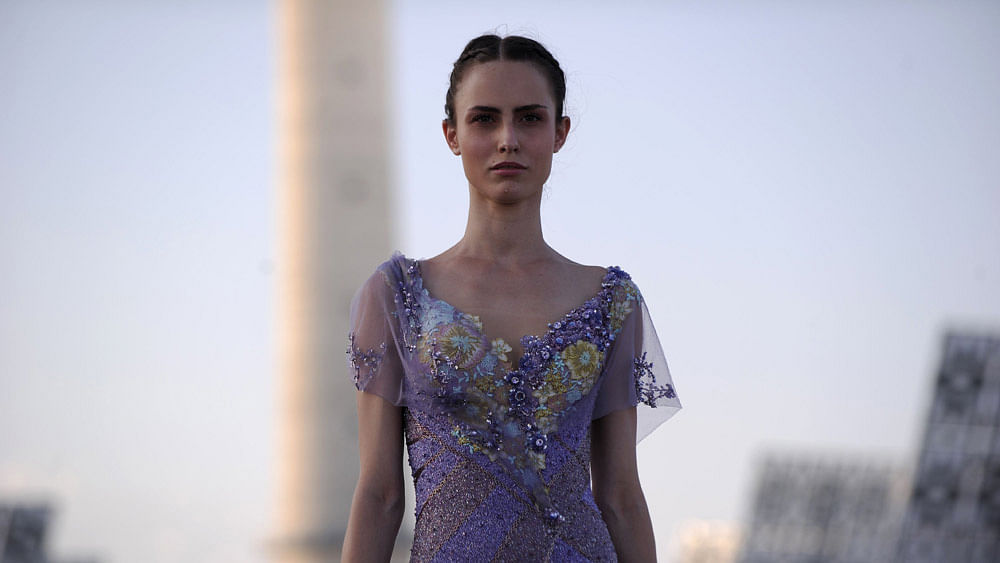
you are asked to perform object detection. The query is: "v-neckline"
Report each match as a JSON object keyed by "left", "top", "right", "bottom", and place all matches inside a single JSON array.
[{"left": 406, "top": 254, "right": 614, "bottom": 366}]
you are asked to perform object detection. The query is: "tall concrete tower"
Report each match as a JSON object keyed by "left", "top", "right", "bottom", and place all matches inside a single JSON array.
[{"left": 274, "top": 1, "right": 393, "bottom": 561}]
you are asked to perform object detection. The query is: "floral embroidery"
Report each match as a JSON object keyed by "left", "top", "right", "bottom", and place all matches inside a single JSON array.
[
  {"left": 563, "top": 341, "right": 601, "bottom": 381},
  {"left": 390, "top": 259, "right": 424, "bottom": 354},
  {"left": 491, "top": 338, "right": 512, "bottom": 362},
  {"left": 608, "top": 280, "right": 639, "bottom": 334},
  {"left": 439, "top": 324, "right": 487, "bottom": 368},
  {"left": 384, "top": 256, "right": 667, "bottom": 522},
  {"left": 347, "top": 332, "right": 386, "bottom": 387},
  {"left": 453, "top": 428, "right": 481, "bottom": 454},
  {"left": 633, "top": 351, "right": 677, "bottom": 406}
]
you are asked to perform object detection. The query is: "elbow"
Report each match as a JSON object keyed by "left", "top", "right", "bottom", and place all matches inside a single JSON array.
[
  {"left": 377, "top": 491, "right": 406, "bottom": 523},
  {"left": 343, "top": 480, "right": 405, "bottom": 563},
  {"left": 595, "top": 485, "right": 647, "bottom": 526},
  {"left": 355, "top": 480, "right": 405, "bottom": 522},
  {"left": 595, "top": 486, "right": 657, "bottom": 561}
]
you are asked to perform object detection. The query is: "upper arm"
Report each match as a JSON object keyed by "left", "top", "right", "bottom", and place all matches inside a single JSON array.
[
  {"left": 343, "top": 262, "right": 409, "bottom": 561},
  {"left": 343, "top": 386, "right": 406, "bottom": 562},
  {"left": 355, "top": 389, "right": 405, "bottom": 497},
  {"left": 348, "top": 265, "right": 407, "bottom": 494},
  {"left": 590, "top": 406, "right": 641, "bottom": 502}
]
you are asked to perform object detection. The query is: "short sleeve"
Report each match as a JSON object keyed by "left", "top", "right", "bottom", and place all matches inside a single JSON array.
[
  {"left": 346, "top": 267, "right": 407, "bottom": 406},
  {"left": 592, "top": 284, "right": 682, "bottom": 442}
]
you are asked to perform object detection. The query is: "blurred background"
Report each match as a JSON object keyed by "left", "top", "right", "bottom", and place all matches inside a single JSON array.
[{"left": 2, "top": 1, "right": 999, "bottom": 562}]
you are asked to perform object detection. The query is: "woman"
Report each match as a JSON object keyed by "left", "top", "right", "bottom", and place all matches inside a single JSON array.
[{"left": 344, "top": 34, "right": 681, "bottom": 562}]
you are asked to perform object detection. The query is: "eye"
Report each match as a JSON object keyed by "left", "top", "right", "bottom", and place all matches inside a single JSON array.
[
  {"left": 522, "top": 113, "right": 542, "bottom": 123},
  {"left": 470, "top": 113, "right": 495, "bottom": 124}
]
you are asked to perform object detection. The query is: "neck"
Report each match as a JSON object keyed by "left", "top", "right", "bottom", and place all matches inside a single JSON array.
[{"left": 450, "top": 186, "right": 553, "bottom": 265}]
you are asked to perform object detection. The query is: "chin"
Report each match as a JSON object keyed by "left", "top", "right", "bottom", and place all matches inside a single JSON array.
[{"left": 481, "top": 183, "right": 542, "bottom": 205}]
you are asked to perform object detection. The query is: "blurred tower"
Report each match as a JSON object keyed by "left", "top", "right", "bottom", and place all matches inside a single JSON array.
[
  {"left": 737, "top": 452, "right": 910, "bottom": 563},
  {"left": 1, "top": 504, "right": 50, "bottom": 563},
  {"left": 896, "top": 332, "right": 1000, "bottom": 562},
  {"left": 0, "top": 503, "right": 99, "bottom": 563},
  {"left": 273, "top": 1, "right": 393, "bottom": 562}
]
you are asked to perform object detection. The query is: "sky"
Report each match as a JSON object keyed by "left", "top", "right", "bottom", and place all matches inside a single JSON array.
[{"left": 2, "top": 1, "right": 999, "bottom": 562}]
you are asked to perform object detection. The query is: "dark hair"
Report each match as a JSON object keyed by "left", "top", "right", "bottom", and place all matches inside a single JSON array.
[{"left": 444, "top": 34, "right": 567, "bottom": 125}]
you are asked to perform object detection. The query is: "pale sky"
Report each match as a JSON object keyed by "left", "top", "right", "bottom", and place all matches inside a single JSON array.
[{"left": 2, "top": 1, "right": 999, "bottom": 562}]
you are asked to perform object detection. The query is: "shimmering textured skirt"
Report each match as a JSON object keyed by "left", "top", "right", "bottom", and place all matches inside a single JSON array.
[{"left": 403, "top": 409, "right": 618, "bottom": 562}]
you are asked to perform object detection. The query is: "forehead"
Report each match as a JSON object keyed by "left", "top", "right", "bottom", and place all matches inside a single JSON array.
[{"left": 454, "top": 60, "right": 555, "bottom": 110}]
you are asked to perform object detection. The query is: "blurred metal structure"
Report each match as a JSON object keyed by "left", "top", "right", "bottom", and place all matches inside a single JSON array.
[
  {"left": 896, "top": 332, "right": 1000, "bottom": 562},
  {"left": 1, "top": 504, "right": 49, "bottom": 563},
  {"left": 0, "top": 503, "right": 99, "bottom": 563},
  {"left": 273, "top": 0, "right": 395, "bottom": 561},
  {"left": 737, "top": 452, "right": 910, "bottom": 563}
]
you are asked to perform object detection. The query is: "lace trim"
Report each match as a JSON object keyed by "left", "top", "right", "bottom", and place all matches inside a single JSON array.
[{"left": 633, "top": 351, "right": 676, "bottom": 407}]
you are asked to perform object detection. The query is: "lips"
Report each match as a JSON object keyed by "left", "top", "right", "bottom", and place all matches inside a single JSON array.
[{"left": 490, "top": 161, "right": 527, "bottom": 170}]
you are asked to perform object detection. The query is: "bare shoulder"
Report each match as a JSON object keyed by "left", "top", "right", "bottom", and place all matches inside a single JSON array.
[
  {"left": 550, "top": 255, "right": 612, "bottom": 299},
  {"left": 553, "top": 254, "right": 610, "bottom": 281}
]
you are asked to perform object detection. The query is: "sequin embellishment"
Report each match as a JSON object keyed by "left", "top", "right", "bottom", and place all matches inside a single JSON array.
[
  {"left": 396, "top": 258, "right": 643, "bottom": 520},
  {"left": 347, "top": 333, "right": 386, "bottom": 387},
  {"left": 347, "top": 253, "right": 681, "bottom": 561}
]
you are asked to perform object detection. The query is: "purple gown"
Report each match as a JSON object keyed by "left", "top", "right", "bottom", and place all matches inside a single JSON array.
[{"left": 348, "top": 253, "right": 681, "bottom": 562}]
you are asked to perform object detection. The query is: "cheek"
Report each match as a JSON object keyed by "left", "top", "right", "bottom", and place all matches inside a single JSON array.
[
  {"left": 459, "top": 136, "right": 492, "bottom": 160},
  {"left": 458, "top": 141, "right": 490, "bottom": 176},
  {"left": 525, "top": 126, "right": 557, "bottom": 147},
  {"left": 526, "top": 135, "right": 557, "bottom": 157}
]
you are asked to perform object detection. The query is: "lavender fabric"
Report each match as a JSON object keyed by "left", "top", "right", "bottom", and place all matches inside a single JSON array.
[{"left": 347, "top": 252, "right": 681, "bottom": 561}]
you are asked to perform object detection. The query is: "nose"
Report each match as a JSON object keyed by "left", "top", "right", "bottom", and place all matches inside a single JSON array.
[{"left": 498, "top": 120, "right": 519, "bottom": 153}]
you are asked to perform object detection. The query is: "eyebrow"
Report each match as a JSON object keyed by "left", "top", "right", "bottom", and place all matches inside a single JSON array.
[{"left": 468, "top": 104, "right": 549, "bottom": 113}]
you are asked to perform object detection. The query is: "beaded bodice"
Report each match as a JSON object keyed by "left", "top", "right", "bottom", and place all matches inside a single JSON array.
[{"left": 347, "top": 252, "right": 681, "bottom": 561}]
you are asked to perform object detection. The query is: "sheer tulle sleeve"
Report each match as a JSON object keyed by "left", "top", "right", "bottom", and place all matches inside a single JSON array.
[
  {"left": 592, "top": 286, "right": 682, "bottom": 442},
  {"left": 346, "top": 267, "right": 407, "bottom": 406}
]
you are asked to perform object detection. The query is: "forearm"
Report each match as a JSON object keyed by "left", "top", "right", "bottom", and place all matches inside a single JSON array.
[
  {"left": 598, "top": 490, "right": 656, "bottom": 562},
  {"left": 342, "top": 484, "right": 404, "bottom": 563}
]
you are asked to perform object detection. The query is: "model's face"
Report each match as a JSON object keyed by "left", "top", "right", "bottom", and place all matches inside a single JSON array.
[{"left": 444, "top": 60, "right": 570, "bottom": 204}]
